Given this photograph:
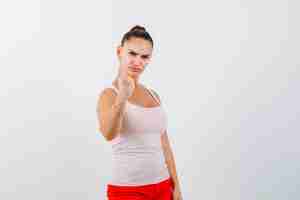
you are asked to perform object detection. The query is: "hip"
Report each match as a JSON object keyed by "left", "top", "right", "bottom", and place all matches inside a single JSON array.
[{"left": 107, "top": 176, "right": 174, "bottom": 200}]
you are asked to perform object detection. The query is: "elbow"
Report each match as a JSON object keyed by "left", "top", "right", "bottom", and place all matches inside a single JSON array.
[
  {"left": 99, "top": 127, "right": 117, "bottom": 141},
  {"left": 103, "top": 133, "right": 115, "bottom": 141}
]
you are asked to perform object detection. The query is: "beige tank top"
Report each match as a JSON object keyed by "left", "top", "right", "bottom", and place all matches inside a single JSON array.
[{"left": 105, "top": 84, "right": 170, "bottom": 186}]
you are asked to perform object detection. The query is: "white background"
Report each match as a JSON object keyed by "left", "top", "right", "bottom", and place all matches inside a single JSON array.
[{"left": 1, "top": 0, "right": 299, "bottom": 199}]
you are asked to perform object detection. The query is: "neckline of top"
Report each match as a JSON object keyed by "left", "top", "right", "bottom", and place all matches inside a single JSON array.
[
  {"left": 109, "top": 84, "right": 162, "bottom": 109},
  {"left": 126, "top": 101, "right": 161, "bottom": 109}
]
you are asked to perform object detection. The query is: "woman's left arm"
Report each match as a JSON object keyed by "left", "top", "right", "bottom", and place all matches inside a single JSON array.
[
  {"left": 161, "top": 130, "right": 183, "bottom": 199},
  {"left": 150, "top": 89, "right": 183, "bottom": 199}
]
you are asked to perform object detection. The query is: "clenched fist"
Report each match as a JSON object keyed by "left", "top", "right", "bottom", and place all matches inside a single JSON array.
[{"left": 117, "top": 64, "right": 135, "bottom": 103}]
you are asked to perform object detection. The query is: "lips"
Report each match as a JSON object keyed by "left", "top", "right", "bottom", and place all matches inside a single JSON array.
[{"left": 130, "top": 67, "right": 141, "bottom": 72}]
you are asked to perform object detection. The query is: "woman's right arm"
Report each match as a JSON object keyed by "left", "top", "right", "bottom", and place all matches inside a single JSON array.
[{"left": 96, "top": 89, "right": 126, "bottom": 141}]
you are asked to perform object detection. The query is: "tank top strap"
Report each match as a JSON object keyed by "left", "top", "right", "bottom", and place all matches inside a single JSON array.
[
  {"left": 107, "top": 84, "right": 161, "bottom": 105},
  {"left": 145, "top": 87, "right": 161, "bottom": 105},
  {"left": 107, "top": 85, "right": 119, "bottom": 94}
]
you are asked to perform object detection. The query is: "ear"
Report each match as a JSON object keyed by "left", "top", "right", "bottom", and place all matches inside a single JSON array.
[{"left": 116, "top": 45, "right": 122, "bottom": 58}]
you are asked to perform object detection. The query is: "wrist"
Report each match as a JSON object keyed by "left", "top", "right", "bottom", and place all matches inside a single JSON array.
[
  {"left": 115, "top": 96, "right": 127, "bottom": 105},
  {"left": 171, "top": 180, "right": 181, "bottom": 190},
  {"left": 174, "top": 184, "right": 181, "bottom": 190}
]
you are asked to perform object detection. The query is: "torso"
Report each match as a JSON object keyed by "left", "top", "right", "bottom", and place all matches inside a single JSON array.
[{"left": 106, "top": 82, "right": 170, "bottom": 186}]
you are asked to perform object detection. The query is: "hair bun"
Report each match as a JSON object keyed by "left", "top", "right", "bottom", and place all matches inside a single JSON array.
[{"left": 129, "top": 25, "right": 146, "bottom": 32}]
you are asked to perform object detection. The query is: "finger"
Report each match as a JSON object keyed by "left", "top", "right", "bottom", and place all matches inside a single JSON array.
[{"left": 119, "top": 64, "right": 129, "bottom": 81}]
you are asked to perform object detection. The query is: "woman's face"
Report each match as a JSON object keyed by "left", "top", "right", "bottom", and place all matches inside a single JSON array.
[{"left": 117, "top": 37, "right": 153, "bottom": 78}]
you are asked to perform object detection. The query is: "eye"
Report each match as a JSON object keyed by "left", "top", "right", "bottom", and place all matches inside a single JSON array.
[
  {"left": 141, "top": 55, "right": 149, "bottom": 59},
  {"left": 129, "top": 51, "right": 137, "bottom": 56}
]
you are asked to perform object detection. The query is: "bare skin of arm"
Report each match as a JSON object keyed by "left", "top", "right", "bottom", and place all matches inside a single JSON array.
[
  {"left": 96, "top": 89, "right": 126, "bottom": 141},
  {"left": 96, "top": 63, "right": 134, "bottom": 141},
  {"left": 161, "top": 130, "right": 182, "bottom": 191}
]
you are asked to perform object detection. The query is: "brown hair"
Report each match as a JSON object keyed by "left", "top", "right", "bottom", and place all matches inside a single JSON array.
[{"left": 121, "top": 25, "right": 153, "bottom": 47}]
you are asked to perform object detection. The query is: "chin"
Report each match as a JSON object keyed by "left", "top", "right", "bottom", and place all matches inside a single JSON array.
[{"left": 129, "top": 72, "right": 141, "bottom": 78}]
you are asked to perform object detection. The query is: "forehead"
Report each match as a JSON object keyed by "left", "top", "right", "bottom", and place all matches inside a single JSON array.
[{"left": 123, "top": 38, "right": 153, "bottom": 54}]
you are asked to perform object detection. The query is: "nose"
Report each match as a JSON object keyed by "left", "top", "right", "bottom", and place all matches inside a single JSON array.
[{"left": 132, "top": 57, "right": 143, "bottom": 67}]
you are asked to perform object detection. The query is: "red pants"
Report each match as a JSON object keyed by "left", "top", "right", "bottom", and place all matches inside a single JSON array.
[{"left": 106, "top": 177, "right": 174, "bottom": 200}]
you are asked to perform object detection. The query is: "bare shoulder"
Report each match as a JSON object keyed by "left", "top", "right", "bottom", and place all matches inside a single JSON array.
[{"left": 97, "top": 88, "right": 117, "bottom": 113}]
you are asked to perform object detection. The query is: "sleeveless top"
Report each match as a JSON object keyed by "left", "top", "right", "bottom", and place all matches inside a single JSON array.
[{"left": 105, "top": 84, "right": 170, "bottom": 186}]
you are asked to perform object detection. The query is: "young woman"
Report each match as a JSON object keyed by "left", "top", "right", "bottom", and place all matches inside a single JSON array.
[{"left": 97, "top": 25, "right": 183, "bottom": 200}]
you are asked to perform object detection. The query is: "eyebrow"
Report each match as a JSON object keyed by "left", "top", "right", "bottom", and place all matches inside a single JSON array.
[{"left": 128, "top": 49, "right": 150, "bottom": 57}]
